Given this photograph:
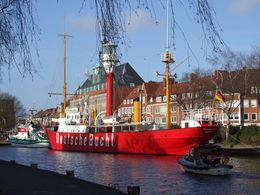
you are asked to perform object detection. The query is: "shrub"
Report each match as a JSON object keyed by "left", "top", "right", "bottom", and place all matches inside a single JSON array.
[
  {"left": 171, "top": 124, "right": 181, "bottom": 129},
  {"left": 240, "top": 125, "right": 260, "bottom": 145}
]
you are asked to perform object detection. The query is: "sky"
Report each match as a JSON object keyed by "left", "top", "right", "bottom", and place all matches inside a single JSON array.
[{"left": 0, "top": 0, "right": 260, "bottom": 113}]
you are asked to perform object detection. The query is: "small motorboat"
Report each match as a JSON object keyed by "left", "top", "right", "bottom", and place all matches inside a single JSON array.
[{"left": 178, "top": 144, "right": 233, "bottom": 176}]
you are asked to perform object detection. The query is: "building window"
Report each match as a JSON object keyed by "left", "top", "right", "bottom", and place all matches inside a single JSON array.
[
  {"left": 171, "top": 105, "right": 176, "bottom": 113},
  {"left": 142, "top": 96, "right": 145, "bottom": 104},
  {"left": 155, "top": 107, "right": 160, "bottom": 114},
  {"left": 251, "top": 86, "right": 258, "bottom": 94},
  {"left": 233, "top": 112, "right": 239, "bottom": 120},
  {"left": 123, "top": 100, "right": 126, "bottom": 105},
  {"left": 244, "top": 100, "right": 249, "bottom": 108},
  {"left": 127, "top": 99, "right": 130, "bottom": 104},
  {"left": 146, "top": 105, "right": 151, "bottom": 113},
  {"left": 156, "top": 97, "right": 162, "bottom": 102},
  {"left": 155, "top": 118, "right": 160, "bottom": 123},
  {"left": 251, "top": 99, "right": 257, "bottom": 107},
  {"left": 251, "top": 113, "right": 257, "bottom": 121},
  {"left": 163, "top": 96, "right": 166, "bottom": 102},
  {"left": 128, "top": 107, "right": 132, "bottom": 115},
  {"left": 229, "top": 113, "right": 239, "bottom": 120},
  {"left": 171, "top": 116, "right": 176, "bottom": 123},
  {"left": 214, "top": 114, "right": 219, "bottom": 121},
  {"left": 171, "top": 94, "right": 176, "bottom": 101},
  {"left": 130, "top": 99, "right": 133, "bottom": 104},
  {"left": 161, "top": 117, "right": 166, "bottom": 123},
  {"left": 224, "top": 114, "right": 228, "bottom": 120},
  {"left": 244, "top": 113, "right": 249, "bottom": 120},
  {"left": 146, "top": 117, "right": 151, "bottom": 123}
]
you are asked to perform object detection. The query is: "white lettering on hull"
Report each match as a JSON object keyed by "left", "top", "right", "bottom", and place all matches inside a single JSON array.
[{"left": 55, "top": 133, "right": 115, "bottom": 148}]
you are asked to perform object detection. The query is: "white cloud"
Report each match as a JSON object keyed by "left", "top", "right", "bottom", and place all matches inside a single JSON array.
[
  {"left": 124, "top": 9, "right": 159, "bottom": 32},
  {"left": 230, "top": 0, "right": 260, "bottom": 14},
  {"left": 65, "top": 10, "right": 158, "bottom": 33},
  {"left": 66, "top": 14, "right": 96, "bottom": 32}
]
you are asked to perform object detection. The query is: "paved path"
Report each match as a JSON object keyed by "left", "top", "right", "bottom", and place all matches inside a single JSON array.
[
  {"left": 217, "top": 144, "right": 260, "bottom": 156},
  {"left": 0, "top": 160, "right": 126, "bottom": 195}
]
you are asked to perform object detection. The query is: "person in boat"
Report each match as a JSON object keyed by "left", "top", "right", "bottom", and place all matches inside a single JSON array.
[
  {"left": 220, "top": 151, "right": 229, "bottom": 165},
  {"left": 210, "top": 149, "right": 221, "bottom": 165},
  {"left": 184, "top": 149, "right": 194, "bottom": 162},
  {"left": 185, "top": 145, "right": 201, "bottom": 164},
  {"left": 193, "top": 146, "right": 201, "bottom": 165},
  {"left": 200, "top": 153, "right": 211, "bottom": 164}
]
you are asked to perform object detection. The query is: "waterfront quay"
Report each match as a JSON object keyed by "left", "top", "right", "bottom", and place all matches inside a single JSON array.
[{"left": 0, "top": 159, "right": 126, "bottom": 195}]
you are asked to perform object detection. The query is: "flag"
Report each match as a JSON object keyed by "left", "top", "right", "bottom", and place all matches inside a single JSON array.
[{"left": 215, "top": 90, "right": 225, "bottom": 103}]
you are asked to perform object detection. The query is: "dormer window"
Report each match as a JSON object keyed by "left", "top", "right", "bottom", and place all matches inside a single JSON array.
[
  {"left": 156, "top": 96, "right": 162, "bottom": 102},
  {"left": 130, "top": 83, "right": 135, "bottom": 87},
  {"left": 171, "top": 94, "right": 176, "bottom": 101},
  {"left": 150, "top": 97, "right": 153, "bottom": 103},
  {"left": 163, "top": 96, "right": 166, "bottom": 102}
]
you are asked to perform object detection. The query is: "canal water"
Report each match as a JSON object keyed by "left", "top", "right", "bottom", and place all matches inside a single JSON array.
[{"left": 0, "top": 146, "right": 259, "bottom": 194}]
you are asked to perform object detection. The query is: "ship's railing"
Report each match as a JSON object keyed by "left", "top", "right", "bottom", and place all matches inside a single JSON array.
[
  {"left": 182, "top": 109, "right": 213, "bottom": 122},
  {"left": 87, "top": 122, "right": 164, "bottom": 133}
]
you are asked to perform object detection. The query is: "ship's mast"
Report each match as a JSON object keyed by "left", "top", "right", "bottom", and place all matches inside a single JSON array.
[
  {"left": 59, "top": 32, "right": 71, "bottom": 117},
  {"left": 162, "top": 0, "right": 175, "bottom": 129}
]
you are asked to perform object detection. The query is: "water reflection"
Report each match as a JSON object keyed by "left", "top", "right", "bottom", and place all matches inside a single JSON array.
[{"left": 0, "top": 146, "right": 259, "bottom": 194}]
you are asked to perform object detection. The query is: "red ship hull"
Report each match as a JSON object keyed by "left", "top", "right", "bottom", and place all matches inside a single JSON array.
[{"left": 44, "top": 125, "right": 218, "bottom": 155}]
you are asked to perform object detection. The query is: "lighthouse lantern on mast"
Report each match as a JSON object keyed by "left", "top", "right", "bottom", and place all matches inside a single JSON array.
[
  {"left": 100, "top": 39, "right": 118, "bottom": 116},
  {"left": 100, "top": 40, "right": 118, "bottom": 73}
]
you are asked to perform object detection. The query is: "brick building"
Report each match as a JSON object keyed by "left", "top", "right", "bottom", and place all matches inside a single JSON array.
[{"left": 118, "top": 68, "right": 260, "bottom": 127}]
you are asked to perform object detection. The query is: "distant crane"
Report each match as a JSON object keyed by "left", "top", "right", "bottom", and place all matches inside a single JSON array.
[{"left": 28, "top": 108, "right": 37, "bottom": 120}]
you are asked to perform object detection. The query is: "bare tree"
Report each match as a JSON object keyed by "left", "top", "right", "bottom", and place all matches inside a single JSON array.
[
  {"left": 246, "top": 44, "right": 260, "bottom": 69},
  {"left": 0, "top": 0, "right": 39, "bottom": 80},
  {"left": 176, "top": 68, "right": 214, "bottom": 111},
  {"left": 0, "top": 92, "right": 27, "bottom": 119},
  {"left": 208, "top": 45, "right": 260, "bottom": 98}
]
